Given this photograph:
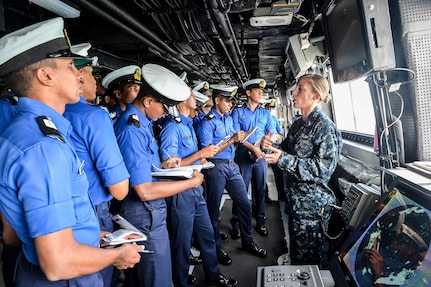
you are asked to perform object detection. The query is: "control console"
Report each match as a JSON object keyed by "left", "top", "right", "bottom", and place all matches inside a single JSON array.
[{"left": 256, "top": 265, "right": 324, "bottom": 287}]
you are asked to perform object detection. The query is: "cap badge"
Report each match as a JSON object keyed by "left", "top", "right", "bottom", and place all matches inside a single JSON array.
[
  {"left": 203, "top": 83, "right": 209, "bottom": 90},
  {"left": 231, "top": 88, "right": 238, "bottom": 96},
  {"left": 133, "top": 68, "right": 141, "bottom": 82},
  {"left": 259, "top": 80, "right": 265, "bottom": 88}
]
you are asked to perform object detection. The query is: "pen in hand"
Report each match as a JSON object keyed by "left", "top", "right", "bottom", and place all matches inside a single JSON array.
[{"left": 162, "top": 149, "right": 179, "bottom": 168}]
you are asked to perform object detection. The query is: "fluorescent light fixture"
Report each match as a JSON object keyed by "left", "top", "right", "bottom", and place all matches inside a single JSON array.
[{"left": 29, "top": 0, "right": 80, "bottom": 18}]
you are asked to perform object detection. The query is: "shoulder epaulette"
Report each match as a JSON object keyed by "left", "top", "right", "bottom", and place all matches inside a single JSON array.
[
  {"left": 109, "top": 111, "right": 117, "bottom": 120},
  {"left": 172, "top": 116, "right": 182, "bottom": 123},
  {"left": 204, "top": 113, "right": 215, "bottom": 120},
  {"left": 2, "top": 95, "right": 18, "bottom": 105},
  {"left": 36, "top": 116, "right": 65, "bottom": 143},
  {"left": 99, "top": 106, "right": 117, "bottom": 120},
  {"left": 128, "top": 114, "right": 140, "bottom": 128}
]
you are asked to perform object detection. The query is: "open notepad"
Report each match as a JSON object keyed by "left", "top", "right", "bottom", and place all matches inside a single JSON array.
[
  {"left": 100, "top": 214, "right": 147, "bottom": 247},
  {"left": 151, "top": 162, "right": 215, "bottom": 180}
]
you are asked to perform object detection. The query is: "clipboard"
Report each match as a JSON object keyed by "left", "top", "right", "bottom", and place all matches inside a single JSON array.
[
  {"left": 216, "top": 135, "right": 231, "bottom": 147},
  {"left": 240, "top": 126, "right": 258, "bottom": 144}
]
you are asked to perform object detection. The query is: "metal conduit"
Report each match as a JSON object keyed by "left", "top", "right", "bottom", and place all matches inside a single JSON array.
[
  {"left": 74, "top": 0, "right": 210, "bottom": 78},
  {"left": 207, "top": 0, "right": 247, "bottom": 81}
]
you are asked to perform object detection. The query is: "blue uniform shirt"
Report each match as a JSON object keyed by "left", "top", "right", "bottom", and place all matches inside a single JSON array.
[
  {"left": 111, "top": 104, "right": 124, "bottom": 119},
  {"left": 272, "top": 114, "right": 282, "bottom": 135},
  {"left": 192, "top": 110, "right": 206, "bottom": 132},
  {"left": 197, "top": 110, "right": 236, "bottom": 160},
  {"left": 0, "top": 95, "right": 18, "bottom": 134},
  {"left": 231, "top": 103, "right": 275, "bottom": 144},
  {"left": 160, "top": 114, "right": 199, "bottom": 165},
  {"left": 64, "top": 97, "right": 130, "bottom": 206},
  {"left": 0, "top": 98, "right": 100, "bottom": 265},
  {"left": 114, "top": 104, "right": 160, "bottom": 186}
]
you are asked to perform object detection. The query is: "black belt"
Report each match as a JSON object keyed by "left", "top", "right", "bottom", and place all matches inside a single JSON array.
[{"left": 210, "top": 159, "right": 234, "bottom": 164}]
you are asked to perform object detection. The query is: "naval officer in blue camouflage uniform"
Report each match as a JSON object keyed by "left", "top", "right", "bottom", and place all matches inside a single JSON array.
[
  {"left": 64, "top": 43, "right": 131, "bottom": 287},
  {"left": 0, "top": 17, "right": 142, "bottom": 287},
  {"left": 160, "top": 90, "right": 238, "bottom": 287},
  {"left": 114, "top": 63, "right": 204, "bottom": 287},
  {"left": 231, "top": 78, "right": 276, "bottom": 238},
  {"left": 197, "top": 84, "right": 267, "bottom": 266},
  {"left": 263, "top": 73, "right": 342, "bottom": 268}
]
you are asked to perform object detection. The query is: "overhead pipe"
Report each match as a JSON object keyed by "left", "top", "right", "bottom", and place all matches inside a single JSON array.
[
  {"left": 206, "top": 0, "right": 248, "bottom": 82},
  {"left": 73, "top": 0, "right": 210, "bottom": 78},
  {"left": 217, "top": 0, "right": 249, "bottom": 79},
  {"left": 202, "top": 0, "right": 245, "bottom": 83}
]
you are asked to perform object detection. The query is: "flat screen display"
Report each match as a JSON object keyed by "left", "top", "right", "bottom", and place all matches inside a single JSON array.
[
  {"left": 332, "top": 190, "right": 431, "bottom": 286},
  {"left": 324, "top": 0, "right": 371, "bottom": 83},
  {"left": 322, "top": 0, "right": 395, "bottom": 83}
]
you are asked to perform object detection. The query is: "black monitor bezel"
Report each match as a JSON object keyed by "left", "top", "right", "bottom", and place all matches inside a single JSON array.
[{"left": 322, "top": 0, "right": 396, "bottom": 83}]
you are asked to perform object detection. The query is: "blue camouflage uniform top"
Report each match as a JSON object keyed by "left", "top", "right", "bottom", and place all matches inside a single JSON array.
[
  {"left": 160, "top": 114, "right": 199, "bottom": 164},
  {"left": 277, "top": 106, "right": 342, "bottom": 219},
  {"left": 64, "top": 97, "right": 130, "bottom": 206},
  {"left": 198, "top": 110, "right": 236, "bottom": 160},
  {"left": 231, "top": 102, "right": 275, "bottom": 145},
  {"left": 0, "top": 95, "right": 18, "bottom": 134},
  {"left": 0, "top": 98, "right": 100, "bottom": 265}
]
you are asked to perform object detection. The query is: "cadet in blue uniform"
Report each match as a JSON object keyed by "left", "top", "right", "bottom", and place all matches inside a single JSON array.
[
  {"left": 102, "top": 65, "right": 142, "bottom": 119},
  {"left": 64, "top": 43, "right": 131, "bottom": 287},
  {"left": 0, "top": 17, "right": 142, "bottom": 287},
  {"left": 197, "top": 84, "right": 267, "bottom": 266},
  {"left": 231, "top": 78, "right": 276, "bottom": 238},
  {"left": 0, "top": 90, "right": 20, "bottom": 287},
  {"left": 0, "top": 93, "right": 18, "bottom": 134},
  {"left": 192, "top": 81, "right": 212, "bottom": 131},
  {"left": 263, "top": 74, "right": 342, "bottom": 268},
  {"left": 160, "top": 90, "right": 237, "bottom": 287},
  {"left": 114, "top": 63, "right": 204, "bottom": 287}
]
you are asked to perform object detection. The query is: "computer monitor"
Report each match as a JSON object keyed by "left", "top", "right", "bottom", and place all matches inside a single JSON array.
[
  {"left": 322, "top": 0, "right": 396, "bottom": 83},
  {"left": 329, "top": 183, "right": 431, "bottom": 286}
]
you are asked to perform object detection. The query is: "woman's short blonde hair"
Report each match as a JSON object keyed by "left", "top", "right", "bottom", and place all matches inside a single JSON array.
[{"left": 299, "top": 74, "right": 331, "bottom": 104}]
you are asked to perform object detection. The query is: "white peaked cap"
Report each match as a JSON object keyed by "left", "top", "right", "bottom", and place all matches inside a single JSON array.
[
  {"left": 70, "top": 42, "right": 91, "bottom": 57},
  {"left": 141, "top": 63, "right": 190, "bottom": 106},
  {"left": 210, "top": 84, "right": 238, "bottom": 100},
  {"left": 102, "top": 65, "right": 142, "bottom": 89},
  {"left": 192, "top": 81, "right": 210, "bottom": 104},
  {"left": 192, "top": 90, "right": 209, "bottom": 105},
  {"left": 193, "top": 81, "right": 210, "bottom": 92},
  {"left": 242, "top": 78, "right": 267, "bottom": 90},
  {"left": 0, "top": 17, "right": 76, "bottom": 76}
]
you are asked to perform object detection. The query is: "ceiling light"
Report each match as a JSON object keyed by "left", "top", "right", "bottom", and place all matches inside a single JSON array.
[
  {"left": 249, "top": 15, "right": 293, "bottom": 27},
  {"left": 29, "top": 0, "right": 80, "bottom": 18}
]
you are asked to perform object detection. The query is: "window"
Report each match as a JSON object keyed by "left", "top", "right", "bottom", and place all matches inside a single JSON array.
[{"left": 330, "top": 74, "right": 376, "bottom": 136}]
